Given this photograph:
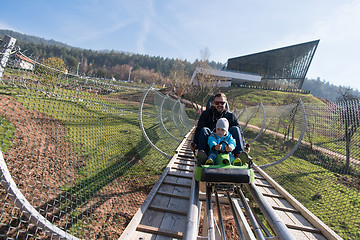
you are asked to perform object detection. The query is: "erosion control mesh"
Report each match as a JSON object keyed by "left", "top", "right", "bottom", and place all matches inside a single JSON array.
[
  {"left": 0, "top": 38, "right": 192, "bottom": 239},
  {"left": 1, "top": 35, "right": 359, "bottom": 239},
  {"left": 235, "top": 99, "right": 360, "bottom": 239}
]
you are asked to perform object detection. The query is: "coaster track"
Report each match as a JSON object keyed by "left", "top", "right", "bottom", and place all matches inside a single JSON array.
[{"left": 120, "top": 130, "right": 342, "bottom": 240}]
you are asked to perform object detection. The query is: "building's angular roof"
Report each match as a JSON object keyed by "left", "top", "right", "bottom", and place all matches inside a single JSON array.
[{"left": 226, "top": 40, "right": 319, "bottom": 89}]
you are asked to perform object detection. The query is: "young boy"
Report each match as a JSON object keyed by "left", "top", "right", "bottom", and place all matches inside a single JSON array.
[{"left": 205, "top": 118, "right": 242, "bottom": 165}]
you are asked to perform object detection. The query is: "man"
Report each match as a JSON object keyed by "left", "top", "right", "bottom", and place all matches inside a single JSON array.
[{"left": 191, "top": 93, "right": 250, "bottom": 164}]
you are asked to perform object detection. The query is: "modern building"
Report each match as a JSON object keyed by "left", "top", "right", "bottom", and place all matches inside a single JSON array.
[
  {"left": 226, "top": 40, "right": 319, "bottom": 89},
  {"left": 190, "top": 67, "right": 261, "bottom": 87}
]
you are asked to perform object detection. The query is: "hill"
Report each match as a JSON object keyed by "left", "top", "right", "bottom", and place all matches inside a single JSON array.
[
  {"left": 1, "top": 29, "right": 359, "bottom": 102},
  {"left": 0, "top": 29, "right": 223, "bottom": 80},
  {"left": 220, "top": 87, "right": 323, "bottom": 110},
  {"left": 0, "top": 29, "right": 72, "bottom": 48},
  {"left": 302, "top": 77, "right": 360, "bottom": 102}
]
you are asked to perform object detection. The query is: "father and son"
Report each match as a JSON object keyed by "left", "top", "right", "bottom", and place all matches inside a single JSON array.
[{"left": 190, "top": 93, "right": 251, "bottom": 165}]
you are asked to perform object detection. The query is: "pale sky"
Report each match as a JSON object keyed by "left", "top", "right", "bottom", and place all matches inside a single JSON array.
[{"left": 1, "top": 0, "right": 360, "bottom": 90}]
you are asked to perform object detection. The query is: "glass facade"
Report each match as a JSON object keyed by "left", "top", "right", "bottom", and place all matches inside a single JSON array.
[{"left": 226, "top": 40, "right": 319, "bottom": 89}]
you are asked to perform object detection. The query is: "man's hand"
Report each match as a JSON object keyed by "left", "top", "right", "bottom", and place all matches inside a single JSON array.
[
  {"left": 245, "top": 143, "right": 250, "bottom": 153},
  {"left": 190, "top": 142, "right": 198, "bottom": 152}
]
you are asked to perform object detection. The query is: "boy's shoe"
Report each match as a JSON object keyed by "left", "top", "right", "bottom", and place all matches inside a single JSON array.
[
  {"left": 233, "top": 158, "right": 243, "bottom": 166},
  {"left": 205, "top": 158, "right": 214, "bottom": 165},
  {"left": 196, "top": 150, "right": 208, "bottom": 165}
]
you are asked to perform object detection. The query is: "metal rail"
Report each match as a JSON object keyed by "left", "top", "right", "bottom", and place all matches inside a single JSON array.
[
  {"left": 250, "top": 164, "right": 342, "bottom": 240},
  {"left": 261, "top": 98, "right": 307, "bottom": 169},
  {"left": 159, "top": 94, "right": 182, "bottom": 142},
  {"left": 139, "top": 84, "right": 172, "bottom": 159},
  {"left": 124, "top": 128, "right": 342, "bottom": 239},
  {"left": 247, "top": 102, "right": 266, "bottom": 145},
  {"left": 206, "top": 184, "right": 216, "bottom": 239},
  {"left": 0, "top": 150, "right": 79, "bottom": 240},
  {"left": 131, "top": 86, "right": 341, "bottom": 239}
]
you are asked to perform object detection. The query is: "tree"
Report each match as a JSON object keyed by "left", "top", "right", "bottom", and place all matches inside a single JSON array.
[
  {"left": 65, "top": 55, "right": 78, "bottom": 72},
  {"left": 302, "top": 78, "right": 360, "bottom": 102},
  {"left": 35, "top": 57, "right": 67, "bottom": 84},
  {"left": 131, "top": 68, "right": 159, "bottom": 84},
  {"left": 337, "top": 86, "right": 357, "bottom": 102},
  {"left": 165, "top": 48, "right": 219, "bottom": 114},
  {"left": 111, "top": 64, "right": 132, "bottom": 81},
  {"left": 168, "top": 59, "right": 190, "bottom": 97},
  {"left": 335, "top": 86, "right": 360, "bottom": 171},
  {"left": 336, "top": 99, "right": 360, "bottom": 171},
  {"left": 188, "top": 48, "right": 219, "bottom": 111}
]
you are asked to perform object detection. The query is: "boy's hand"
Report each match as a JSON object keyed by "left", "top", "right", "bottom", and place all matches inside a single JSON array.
[
  {"left": 214, "top": 144, "right": 221, "bottom": 151},
  {"left": 225, "top": 145, "right": 233, "bottom": 152}
]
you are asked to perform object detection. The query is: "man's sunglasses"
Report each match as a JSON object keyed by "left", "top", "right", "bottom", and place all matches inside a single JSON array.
[{"left": 214, "top": 101, "right": 226, "bottom": 106}]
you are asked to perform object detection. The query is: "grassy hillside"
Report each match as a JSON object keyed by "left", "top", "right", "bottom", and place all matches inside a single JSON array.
[
  {"left": 221, "top": 87, "right": 324, "bottom": 109},
  {"left": 219, "top": 87, "right": 358, "bottom": 239},
  {"left": 2, "top": 70, "right": 356, "bottom": 238}
]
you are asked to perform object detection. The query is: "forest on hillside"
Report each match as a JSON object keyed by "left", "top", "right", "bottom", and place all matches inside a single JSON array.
[
  {"left": 302, "top": 77, "right": 360, "bottom": 102},
  {"left": 0, "top": 29, "right": 223, "bottom": 81},
  {"left": 1, "top": 29, "right": 359, "bottom": 102}
]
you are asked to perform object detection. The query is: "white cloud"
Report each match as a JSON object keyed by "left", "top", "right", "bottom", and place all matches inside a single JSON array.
[
  {"left": 0, "top": 21, "right": 16, "bottom": 32},
  {"left": 119, "top": 0, "right": 156, "bottom": 54},
  {"left": 137, "top": 18, "right": 151, "bottom": 54}
]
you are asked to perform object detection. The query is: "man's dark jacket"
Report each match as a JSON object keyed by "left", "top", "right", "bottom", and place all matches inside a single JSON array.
[{"left": 193, "top": 106, "right": 240, "bottom": 145}]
